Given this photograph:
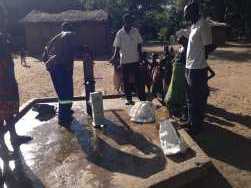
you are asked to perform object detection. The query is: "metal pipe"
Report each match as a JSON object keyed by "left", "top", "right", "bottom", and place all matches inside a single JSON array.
[{"left": 83, "top": 47, "right": 95, "bottom": 116}]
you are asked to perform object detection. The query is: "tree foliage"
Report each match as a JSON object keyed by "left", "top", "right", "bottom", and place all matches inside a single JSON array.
[
  {"left": 82, "top": 0, "right": 184, "bottom": 41},
  {"left": 201, "top": 0, "right": 251, "bottom": 38},
  {"left": 3, "top": 0, "right": 251, "bottom": 40}
]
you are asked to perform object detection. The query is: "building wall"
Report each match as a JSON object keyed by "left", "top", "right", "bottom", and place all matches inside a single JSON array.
[
  {"left": 4, "top": 0, "right": 82, "bottom": 46},
  {"left": 77, "top": 22, "right": 111, "bottom": 57},
  {"left": 24, "top": 22, "right": 111, "bottom": 58},
  {"left": 24, "top": 23, "right": 60, "bottom": 55}
]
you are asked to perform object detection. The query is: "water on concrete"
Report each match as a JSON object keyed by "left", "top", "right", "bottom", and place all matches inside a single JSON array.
[{"left": 0, "top": 99, "right": 211, "bottom": 188}]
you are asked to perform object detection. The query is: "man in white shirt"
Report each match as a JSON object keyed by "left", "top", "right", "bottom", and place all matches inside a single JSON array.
[
  {"left": 110, "top": 14, "right": 145, "bottom": 105},
  {"left": 184, "top": 2, "right": 216, "bottom": 134}
]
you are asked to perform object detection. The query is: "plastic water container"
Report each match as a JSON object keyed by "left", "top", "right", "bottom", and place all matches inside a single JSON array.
[
  {"left": 159, "top": 119, "right": 188, "bottom": 156},
  {"left": 129, "top": 101, "right": 155, "bottom": 123}
]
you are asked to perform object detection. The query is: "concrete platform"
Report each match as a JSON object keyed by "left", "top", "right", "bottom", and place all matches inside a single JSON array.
[{"left": 1, "top": 98, "right": 212, "bottom": 188}]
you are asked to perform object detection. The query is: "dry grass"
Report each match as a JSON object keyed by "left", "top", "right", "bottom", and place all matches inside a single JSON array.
[{"left": 14, "top": 58, "right": 116, "bottom": 104}]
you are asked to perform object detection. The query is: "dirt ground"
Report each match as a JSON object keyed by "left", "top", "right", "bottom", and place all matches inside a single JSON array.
[{"left": 13, "top": 42, "right": 251, "bottom": 188}]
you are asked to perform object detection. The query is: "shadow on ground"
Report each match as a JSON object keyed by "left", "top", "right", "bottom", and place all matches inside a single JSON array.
[
  {"left": 207, "top": 104, "right": 251, "bottom": 129},
  {"left": 192, "top": 104, "right": 251, "bottom": 171},
  {"left": 0, "top": 145, "right": 45, "bottom": 188},
  {"left": 183, "top": 166, "right": 232, "bottom": 188},
  {"left": 183, "top": 103, "right": 251, "bottom": 188},
  {"left": 71, "top": 113, "right": 166, "bottom": 179}
]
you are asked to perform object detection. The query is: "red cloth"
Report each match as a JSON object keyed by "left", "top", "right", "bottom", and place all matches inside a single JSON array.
[
  {"left": 0, "top": 101, "right": 19, "bottom": 121},
  {"left": 0, "top": 58, "right": 19, "bottom": 121}
]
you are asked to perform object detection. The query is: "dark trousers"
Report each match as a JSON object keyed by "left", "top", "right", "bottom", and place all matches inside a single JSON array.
[
  {"left": 185, "top": 68, "right": 209, "bottom": 131},
  {"left": 50, "top": 65, "right": 73, "bottom": 123},
  {"left": 122, "top": 63, "right": 146, "bottom": 101}
]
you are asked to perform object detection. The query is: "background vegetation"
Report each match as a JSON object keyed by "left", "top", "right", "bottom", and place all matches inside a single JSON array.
[{"left": 1, "top": 0, "right": 251, "bottom": 42}]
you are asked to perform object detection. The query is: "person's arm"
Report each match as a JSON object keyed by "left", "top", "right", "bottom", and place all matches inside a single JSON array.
[
  {"left": 110, "top": 47, "right": 120, "bottom": 64},
  {"left": 42, "top": 33, "right": 61, "bottom": 63},
  {"left": 46, "top": 33, "right": 61, "bottom": 51},
  {"left": 201, "top": 19, "right": 217, "bottom": 59},
  {"left": 110, "top": 47, "right": 120, "bottom": 69},
  {"left": 207, "top": 66, "right": 216, "bottom": 80},
  {"left": 110, "top": 31, "right": 121, "bottom": 65}
]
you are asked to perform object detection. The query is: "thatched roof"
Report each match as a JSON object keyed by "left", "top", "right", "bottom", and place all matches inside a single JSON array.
[{"left": 21, "top": 9, "right": 108, "bottom": 23}]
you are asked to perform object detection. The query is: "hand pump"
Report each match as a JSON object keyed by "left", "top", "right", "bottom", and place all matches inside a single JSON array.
[{"left": 83, "top": 47, "right": 95, "bottom": 116}]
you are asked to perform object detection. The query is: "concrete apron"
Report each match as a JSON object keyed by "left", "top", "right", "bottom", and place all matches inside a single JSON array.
[{"left": 1, "top": 98, "right": 212, "bottom": 188}]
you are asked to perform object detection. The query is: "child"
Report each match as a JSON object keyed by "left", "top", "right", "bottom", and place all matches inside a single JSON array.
[
  {"left": 151, "top": 53, "right": 163, "bottom": 98},
  {"left": 20, "top": 48, "right": 29, "bottom": 67},
  {"left": 140, "top": 52, "right": 151, "bottom": 93},
  {"left": 205, "top": 66, "right": 216, "bottom": 105},
  {"left": 135, "top": 52, "right": 149, "bottom": 101},
  {"left": 165, "top": 35, "right": 188, "bottom": 118}
]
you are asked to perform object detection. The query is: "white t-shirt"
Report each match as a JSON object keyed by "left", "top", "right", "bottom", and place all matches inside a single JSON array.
[
  {"left": 113, "top": 27, "right": 143, "bottom": 64},
  {"left": 186, "top": 18, "right": 212, "bottom": 69}
]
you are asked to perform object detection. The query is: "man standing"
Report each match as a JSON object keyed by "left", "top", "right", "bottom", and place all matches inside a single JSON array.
[
  {"left": 45, "top": 22, "right": 78, "bottom": 129},
  {"left": 184, "top": 2, "right": 216, "bottom": 134},
  {"left": 110, "top": 14, "right": 146, "bottom": 105}
]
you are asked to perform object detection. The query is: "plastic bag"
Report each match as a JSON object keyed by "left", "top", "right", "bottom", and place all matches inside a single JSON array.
[
  {"left": 129, "top": 101, "right": 155, "bottom": 123},
  {"left": 159, "top": 119, "right": 188, "bottom": 155}
]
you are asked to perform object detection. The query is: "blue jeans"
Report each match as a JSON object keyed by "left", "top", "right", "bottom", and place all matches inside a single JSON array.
[
  {"left": 185, "top": 68, "right": 209, "bottom": 131},
  {"left": 50, "top": 65, "right": 73, "bottom": 123}
]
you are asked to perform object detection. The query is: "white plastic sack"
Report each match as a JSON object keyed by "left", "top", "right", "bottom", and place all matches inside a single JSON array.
[
  {"left": 159, "top": 120, "right": 188, "bottom": 156},
  {"left": 129, "top": 101, "right": 155, "bottom": 123}
]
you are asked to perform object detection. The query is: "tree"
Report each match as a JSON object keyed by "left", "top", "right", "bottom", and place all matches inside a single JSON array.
[
  {"left": 201, "top": 0, "right": 251, "bottom": 38},
  {"left": 82, "top": 0, "right": 186, "bottom": 40}
]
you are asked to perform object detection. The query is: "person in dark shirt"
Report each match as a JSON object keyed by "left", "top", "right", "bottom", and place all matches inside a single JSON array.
[
  {"left": 0, "top": 33, "right": 32, "bottom": 157},
  {"left": 44, "top": 22, "right": 79, "bottom": 129}
]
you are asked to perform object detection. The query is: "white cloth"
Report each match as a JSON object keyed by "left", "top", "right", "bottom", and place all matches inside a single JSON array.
[
  {"left": 113, "top": 27, "right": 143, "bottom": 64},
  {"left": 186, "top": 18, "right": 212, "bottom": 69}
]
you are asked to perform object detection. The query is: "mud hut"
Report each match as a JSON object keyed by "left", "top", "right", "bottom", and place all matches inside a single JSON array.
[{"left": 21, "top": 9, "right": 111, "bottom": 57}]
